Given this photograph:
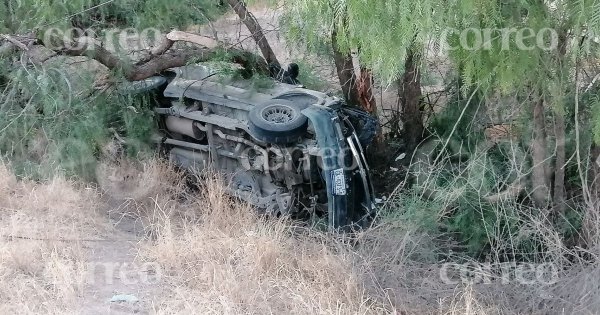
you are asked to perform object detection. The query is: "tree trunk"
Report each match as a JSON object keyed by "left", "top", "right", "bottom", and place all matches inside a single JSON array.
[
  {"left": 531, "top": 95, "right": 551, "bottom": 208},
  {"left": 592, "top": 144, "right": 600, "bottom": 199},
  {"left": 553, "top": 109, "right": 566, "bottom": 214},
  {"left": 332, "top": 29, "right": 360, "bottom": 107},
  {"left": 553, "top": 29, "right": 568, "bottom": 215},
  {"left": 357, "top": 67, "right": 377, "bottom": 114},
  {"left": 398, "top": 50, "right": 424, "bottom": 153},
  {"left": 226, "top": 0, "right": 280, "bottom": 69}
]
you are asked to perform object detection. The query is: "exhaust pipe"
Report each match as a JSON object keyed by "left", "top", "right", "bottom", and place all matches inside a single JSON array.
[{"left": 165, "top": 116, "right": 205, "bottom": 140}]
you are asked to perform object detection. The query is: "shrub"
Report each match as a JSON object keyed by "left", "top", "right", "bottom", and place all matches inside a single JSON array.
[{"left": 0, "top": 62, "right": 156, "bottom": 180}]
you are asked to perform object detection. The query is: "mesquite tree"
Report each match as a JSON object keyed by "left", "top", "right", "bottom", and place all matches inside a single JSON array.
[
  {"left": 446, "top": 0, "right": 600, "bottom": 216},
  {"left": 282, "top": 0, "right": 448, "bottom": 151},
  {"left": 283, "top": 0, "right": 600, "bottom": 227}
]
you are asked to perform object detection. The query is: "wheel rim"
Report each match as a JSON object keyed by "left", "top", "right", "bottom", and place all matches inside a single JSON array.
[{"left": 261, "top": 104, "right": 296, "bottom": 124}]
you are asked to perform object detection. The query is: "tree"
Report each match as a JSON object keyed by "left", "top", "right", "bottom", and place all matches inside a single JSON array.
[
  {"left": 331, "top": 27, "right": 360, "bottom": 107},
  {"left": 445, "top": 0, "right": 600, "bottom": 215},
  {"left": 283, "top": 0, "right": 447, "bottom": 151},
  {"left": 284, "top": 0, "right": 600, "bottom": 220},
  {"left": 398, "top": 49, "right": 424, "bottom": 153},
  {"left": 287, "top": 2, "right": 376, "bottom": 113}
]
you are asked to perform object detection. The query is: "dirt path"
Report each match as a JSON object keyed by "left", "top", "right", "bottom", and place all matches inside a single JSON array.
[{"left": 79, "top": 208, "right": 158, "bottom": 315}]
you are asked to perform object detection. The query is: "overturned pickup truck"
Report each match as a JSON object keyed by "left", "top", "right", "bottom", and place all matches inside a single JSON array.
[{"left": 141, "top": 65, "right": 377, "bottom": 229}]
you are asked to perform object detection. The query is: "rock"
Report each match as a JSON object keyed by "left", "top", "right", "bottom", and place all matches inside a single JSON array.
[{"left": 110, "top": 294, "right": 139, "bottom": 303}]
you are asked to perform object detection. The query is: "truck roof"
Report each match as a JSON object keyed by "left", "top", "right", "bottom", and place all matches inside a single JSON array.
[{"left": 163, "top": 64, "right": 332, "bottom": 109}]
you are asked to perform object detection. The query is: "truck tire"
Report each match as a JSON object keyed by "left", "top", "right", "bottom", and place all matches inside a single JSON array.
[{"left": 248, "top": 99, "right": 308, "bottom": 144}]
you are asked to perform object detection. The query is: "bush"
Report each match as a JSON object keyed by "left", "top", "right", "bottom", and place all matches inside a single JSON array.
[{"left": 0, "top": 62, "right": 156, "bottom": 180}]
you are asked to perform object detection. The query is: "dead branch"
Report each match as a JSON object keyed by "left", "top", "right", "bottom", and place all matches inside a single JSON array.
[
  {"left": 0, "top": 33, "right": 37, "bottom": 57},
  {"left": 2, "top": 30, "right": 269, "bottom": 81},
  {"left": 484, "top": 182, "right": 524, "bottom": 203},
  {"left": 225, "top": 0, "right": 281, "bottom": 69},
  {"left": 60, "top": 43, "right": 217, "bottom": 81},
  {"left": 166, "top": 31, "right": 219, "bottom": 49},
  {"left": 133, "top": 35, "right": 175, "bottom": 65},
  {"left": 0, "top": 28, "right": 271, "bottom": 83},
  {"left": 1, "top": 35, "right": 29, "bottom": 51}
]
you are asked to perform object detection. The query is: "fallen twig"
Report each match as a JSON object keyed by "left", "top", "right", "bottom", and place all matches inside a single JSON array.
[{"left": 1, "top": 34, "right": 30, "bottom": 51}]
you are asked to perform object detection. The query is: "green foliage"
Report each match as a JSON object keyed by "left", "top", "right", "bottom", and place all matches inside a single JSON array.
[
  {"left": 206, "top": 61, "right": 276, "bottom": 92},
  {"left": 428, "top": 86, "right": 486, "bottom": 145},
  {"left": 447, "top": 0, "right": 546, "bottom": 94},
  {"left": 447, "top": 0, "right": 600, "bottom": 97},
  {"left": 380, "top": 191, "right": 440, "bottom": 233},
  {"left": 557, "top": 206, "right": 584, "bottom": 241},
  {"left": 443, "top": 169, "right": 521, "bottom": 256},
  {"left": 279, "top": 11, "right": 335, "bottom": 64},
  {"left": 411, "top": 135, "right": 531, "bottom": 257},
  {"left": 426, "top": 79, "right": 598, "bottom": 257},
  {"left": 1, "top": 0, "right": 225, "bottom": 33},
  {"left": 282, "top": 0, "right": 446, "bottom": 84},
  {"left": 280, "top": 0, "right": 600, "bottom": 261},
  {"left": 382, "top": 142, "right": 559, "bottom": 260},
  {"left": 118, "top": 93, "right": 157, "bottom": 157},
  {"left": 283, "top": 0, "right": 600, "bottom": 96},
  {"left": 0, "top": 0, "right": 230, "bottom": 179},
  {"left": 0, "top": 62, "right": 155, "bottom": 180},
  {"left": 241, "top": 73, "right": 276, "bottom": 91},
  {"left": 377, "top": 191, "right": 441, "bottom": 261},
  {"left": 446, "top": 194, "right": 514, "bottom": 256}
]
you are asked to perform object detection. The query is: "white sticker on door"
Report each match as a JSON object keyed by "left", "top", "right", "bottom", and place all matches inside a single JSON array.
[{"left": 331, "top": 168, "right": 346, "bottom": 196}]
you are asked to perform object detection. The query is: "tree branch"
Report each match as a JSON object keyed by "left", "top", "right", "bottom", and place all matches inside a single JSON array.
[
  {"left": 2, "top": 29, "right": 269, "bottom": 82},
  {"left": 226, "top": 0, "right": 281, "bottom": 68},
  {"left": 0, "top": 33, "right": 36, "bottom": 57},
  {"left": 40, "top": 30, "right": 269, "bottom": 81},
  {"left": 60, "top": 42, "right": 217, "bottom": 81}
]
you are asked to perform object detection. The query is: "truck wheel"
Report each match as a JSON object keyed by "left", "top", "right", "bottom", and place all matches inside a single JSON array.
[{"left": 248, "top": 99, "right": 308, "bottom": 144}]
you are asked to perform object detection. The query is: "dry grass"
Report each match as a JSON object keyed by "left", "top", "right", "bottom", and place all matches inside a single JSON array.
[
  {"left": 438, "top": 285, "right": 501, "bottom": 315},
  {"left": 136, "top": 171, "right": 393, "bottom": 314},
  {"left": 0, "top": 163, "right": 112, "bottom": 314},
  {"left": 127, "top": 159, "right": 600, "bottom": 315},
  {"left": 2, "top": 158, "right": 600, "bottom": 314}
]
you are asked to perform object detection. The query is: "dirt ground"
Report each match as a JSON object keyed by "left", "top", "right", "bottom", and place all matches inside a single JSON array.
[{"left": 78, "top": 211, "right": 155, "bottom": 314}]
